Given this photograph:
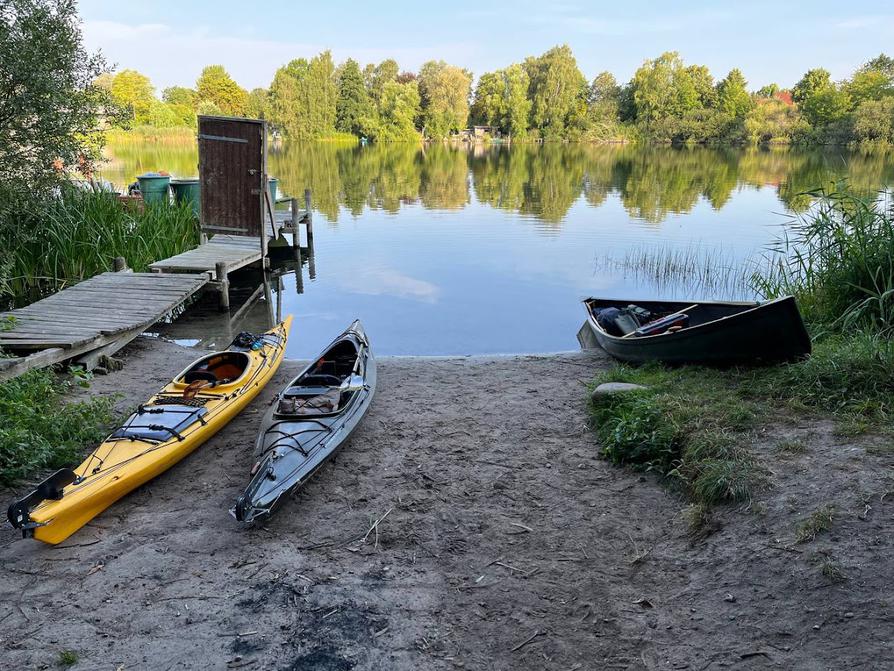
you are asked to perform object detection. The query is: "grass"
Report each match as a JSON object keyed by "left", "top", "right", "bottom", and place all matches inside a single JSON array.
[
  {"left": 776, "top": 438, "right": 807, "bottom": 454},
  {"left": 590, "top": 364, "right": 763, "bottom": 505},
  {"left": 595, "top": 245, "right": 759, "bottom": 300},
  {"left": 58, "top": 650, "right": 78, "bottom": 667},
  {"left": 0, "top": 185, "right": 200, "bottom": 305},
  {"left": 796, "top": 505, "right": 835, "bottom": 543}
]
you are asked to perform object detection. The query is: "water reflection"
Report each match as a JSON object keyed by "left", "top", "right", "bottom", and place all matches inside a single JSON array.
[{"left": 102, "top": 141, "right": 894, "bottom": 226}]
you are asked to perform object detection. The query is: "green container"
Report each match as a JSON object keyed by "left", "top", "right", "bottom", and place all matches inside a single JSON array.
[
  {"left": 137, "top": 173, "right": 171, "bottom": 204},
  {"left": 170, "top": 178, "right": 200, "bottom": 216},
  {"left": 268, "top": 177, "right": 279, "bottom": 204}
]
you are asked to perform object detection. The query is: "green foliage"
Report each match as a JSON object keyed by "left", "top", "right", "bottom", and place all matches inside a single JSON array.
[
  {"left": 110, "top": 69, "right": 155, "bottom": 125},
  {"left": 851, "top": 98, "right": 894, "bottom": 144},
  {"left": 162, "top": 85, "right": 197, "bottom": 108},
  {"left": 793, "top": 68, "right": 832, "bottom": 103},
  {"left": 525, "top": 45, "right": 588, "bottom": 137},
  {"left": 418, "top": 61, "right": 473, "bottom": 139},
  {"left": 365, "top": 59, "right": 399, "bottom": 104},
  {"left": 269, "top": 52, "right": 337, "bottom": 140},
  {"left": 336, "top": 59, "right": 370, "bottom": 136},
  {"left": 366, "top": 80, "right": 421, "bottom": 142},
  {"left": 246, "top": 88, "right": 270, "bottom": 120},
  {"left": 0, "top": 186, "right": 200, "bottom": 302},
  {"left": 745, "top": 98, "right": 808, "bottom": 144},
  {"left": 0, "top": 366, "right": 114, "bottom": 485},
  {"left": 196, "top": 64, "right": 248, "bottom": 116},
  {"left": 630, "top": 51, "right": 701, "bottom": 123},
  {"left": 58, "top": 650, "right": 79, "bottom": 667},
  {"left": 0, "top": 0, "right": 108, "bottom": 187},
  {"left": 800, "top": 86, "right": 852, "bottom": 128},
  {"left": 716, "top": 69, "right": 753, "bottom": 119},
  {"left": 757, "top": 188, "right": 894, "bottom": 332}
]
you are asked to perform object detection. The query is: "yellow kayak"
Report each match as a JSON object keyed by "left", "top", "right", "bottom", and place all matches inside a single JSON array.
[{"left": 7, "top": 316, "right": 292, "bottom": 545}]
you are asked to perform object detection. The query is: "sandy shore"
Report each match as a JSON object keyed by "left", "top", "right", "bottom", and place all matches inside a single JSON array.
[{"left": 1, "top": 337, "right": 891, "bottom": 670}]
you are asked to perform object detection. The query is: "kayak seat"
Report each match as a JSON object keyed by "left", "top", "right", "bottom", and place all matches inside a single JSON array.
[
  {"left": 179, "top": 352, "right": 250, "bottom": 385},
  {"left": 110, "top": 404, "right": 208, "bottom": 442},
  {"left": 184, "top": 370, "right": 217, "bottom": 384}
]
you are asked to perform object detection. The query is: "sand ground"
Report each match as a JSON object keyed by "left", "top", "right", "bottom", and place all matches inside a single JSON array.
[{"left": 1, "top": 337, "right": 891, "bottom": 670}]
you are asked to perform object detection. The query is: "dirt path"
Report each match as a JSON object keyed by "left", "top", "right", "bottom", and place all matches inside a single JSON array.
[{"left": 1, "top": 338, "right": 891, "bottom": 670}]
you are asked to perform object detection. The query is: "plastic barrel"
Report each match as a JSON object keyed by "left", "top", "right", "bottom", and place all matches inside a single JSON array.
[
  {"left": 170, "top": 179, "right": 200, "bottom": 216},
  {"left": 268, "top": 177, "right": 279, "bottom": 204},
  {"left": 137, "top": 174, "right": 171, "bottom": 204}
]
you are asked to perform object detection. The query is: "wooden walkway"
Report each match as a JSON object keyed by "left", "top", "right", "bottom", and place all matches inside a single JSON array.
[
  {"left": 0, "top": 272, "right": 207, "bottom": 382},
  {"left": 149, "top": 235, "right": 263, "bottom": 275}
]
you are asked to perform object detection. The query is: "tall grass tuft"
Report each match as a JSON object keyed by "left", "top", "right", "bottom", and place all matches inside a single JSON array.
[
  {"left": 755, "top": 186, "right": 894, "bottom": 332},
  {"left": 596, "top": 245, "right": 760, "bottom": 300},
  {"left": 0, "top": 185, "right": 200, "bottom": 305}
]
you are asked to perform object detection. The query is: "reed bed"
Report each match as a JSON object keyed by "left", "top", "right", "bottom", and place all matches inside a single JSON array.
[
  {"left": 755, "top": 186, "right": 894, "bottom": 332},
  {"left": 595, "top": 245, "right": 760, "bottom": 300},
  {"left": 0, "top": 186, "right": 200, "bottom": 305}
]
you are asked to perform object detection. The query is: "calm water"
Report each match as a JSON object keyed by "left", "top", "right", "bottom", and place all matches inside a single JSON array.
[{"left": 102, "top": 141, "right": 894, "bottom": 357}]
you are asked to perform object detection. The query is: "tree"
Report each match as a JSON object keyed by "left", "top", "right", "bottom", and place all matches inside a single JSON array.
[
  {"left": 756, "top": 83, "right": 780, "bottom": 98},
  {"left": 851, "top": 97, "right": 894, "bottom": 143},
  {"left": 524, "top": 45, "right": 587, "bottom": 136},
  {"left": 629, "top": 52, "right": 700, "bottom": 123},
  {"left": 792, "top": 68, "right": 832, "bottom": 103},
  {"left": 335, "top": 59, "right": 369, "bottom": 135},
  {"left": 716, "top": 69, "right": 753, "bottom": 118},
  {"left": 372, "top": 80, "right": 420, "bottom": 142},
  {"left": 0, "top": 0, "right": 108, "bottom": 185},
  {"left": 846, "top": 69, "right": 893, "bottom": 105},
  {"left": 246, "top": 88, "right": 269, "bottom": 119},
  {"left": 196, "top": 65, "right": 248, "bottom": 116},
  {"left": 800, "top": 87, "right": 852, "bottom": 127},
  {"left": 268, "top": 52, "right": 337, "bottom": 139},
  {"left": 162, "top": 86, "right": 197, "bottom": 108},
  {"left": 860, "top": 54, "right": 894, "bottom": 80},
  {"left": 418, "top": 60, "right": 472, "bottom": 138},
  {"left": 366, "top": 59, "right": 399, "bottom": 104},
  {"left": 110, "top": 69, "right": 154, "bottom": 124},
  {"left": 687, "top": 65, "right": 716, "bottom": 108},
  {"left": 588, "top": 72, "right": 621, "bottom": 121},
  {"left": 471, "top": 71, "right": 503, "bottom": 126}
]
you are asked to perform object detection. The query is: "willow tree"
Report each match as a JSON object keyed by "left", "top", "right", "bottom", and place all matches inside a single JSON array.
[
  {"left": 418, "top": 60, "right": 472, "bottom": 139},
  {"left": 471, "top": 64, "right": 530, "bottom": 138},
  {"left": 524, "top": 45, "right": 587, "bottom": 137},
  {"left": 268, "top": 52, "right": 337, "bottom": 139}
]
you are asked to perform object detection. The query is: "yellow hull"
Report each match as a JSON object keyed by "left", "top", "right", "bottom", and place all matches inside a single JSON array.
[{"left": 27, "top": 316, "right": 292, "bottom": 545}]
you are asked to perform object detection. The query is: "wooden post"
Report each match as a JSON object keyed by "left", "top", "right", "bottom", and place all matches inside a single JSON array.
[
  {"left": 216, "top": 261, "right": 230, "bottom": 312},
  {"left": 290, "top": 197, "right": 301, "bottom": 261},
  {"left": 113, "top": 256, "right": 127, "bottom": 272},
  {"left": 295, "top": 264, "right": 304, "bottom": 295},
  {"left": 304, "top": 188, "right": 313, "bottom": 248},
  {"left": 308, "top": 248, "right": 316, "bottom": 281}
]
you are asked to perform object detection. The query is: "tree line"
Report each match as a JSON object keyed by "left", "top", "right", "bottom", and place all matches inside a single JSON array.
[{"left": 104, "top": 46, "right": 894, "bottom": 147}]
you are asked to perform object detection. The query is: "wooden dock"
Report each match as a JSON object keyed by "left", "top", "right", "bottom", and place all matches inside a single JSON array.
[{"left": 0, "top": 271, "right": 207, "bottom": 382}]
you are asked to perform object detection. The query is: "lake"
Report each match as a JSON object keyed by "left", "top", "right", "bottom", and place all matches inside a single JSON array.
[{"left": 101, "top": 140, "right": 894, "bottom": 357}]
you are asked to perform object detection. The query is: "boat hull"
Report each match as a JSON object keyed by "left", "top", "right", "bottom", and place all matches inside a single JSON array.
[
  {"left": 12, "top": 317, "right": 292, "bottom": 545},
  {"left": 232, "top": 321, "right": 375, "bottom": 524},
  {"left": 581, "top": 297, "right": 811, "bottom": 365}
]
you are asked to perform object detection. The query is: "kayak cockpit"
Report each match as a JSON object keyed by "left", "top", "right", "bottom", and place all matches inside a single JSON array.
[
  {"left": 176, "top": 352, "right": 252, "bottom": 386},
  {"left": 275, "top": 339, "right": 363, "bottom": 417}
]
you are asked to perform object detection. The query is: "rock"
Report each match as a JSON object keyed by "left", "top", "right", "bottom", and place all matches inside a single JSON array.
[
  {"left": 591, "top": 382, "right": 648, "bottom": 400},
  {"left": 724, "top": 593, "right": 736, "bottom": 603}
]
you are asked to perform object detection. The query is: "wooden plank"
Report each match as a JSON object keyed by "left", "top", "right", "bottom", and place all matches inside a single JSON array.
[{"left": 0, "top": 348, "right": 66, "bottom": 383}]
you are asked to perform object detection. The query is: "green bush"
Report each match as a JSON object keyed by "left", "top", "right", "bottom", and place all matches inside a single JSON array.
[{"left": 0, "top": 367, "right": 114, "bottom": 485}]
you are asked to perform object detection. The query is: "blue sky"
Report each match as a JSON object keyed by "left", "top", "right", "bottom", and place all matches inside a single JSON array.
[{"left": 79, "top": 0, "right": 893, "bottom": 93}]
